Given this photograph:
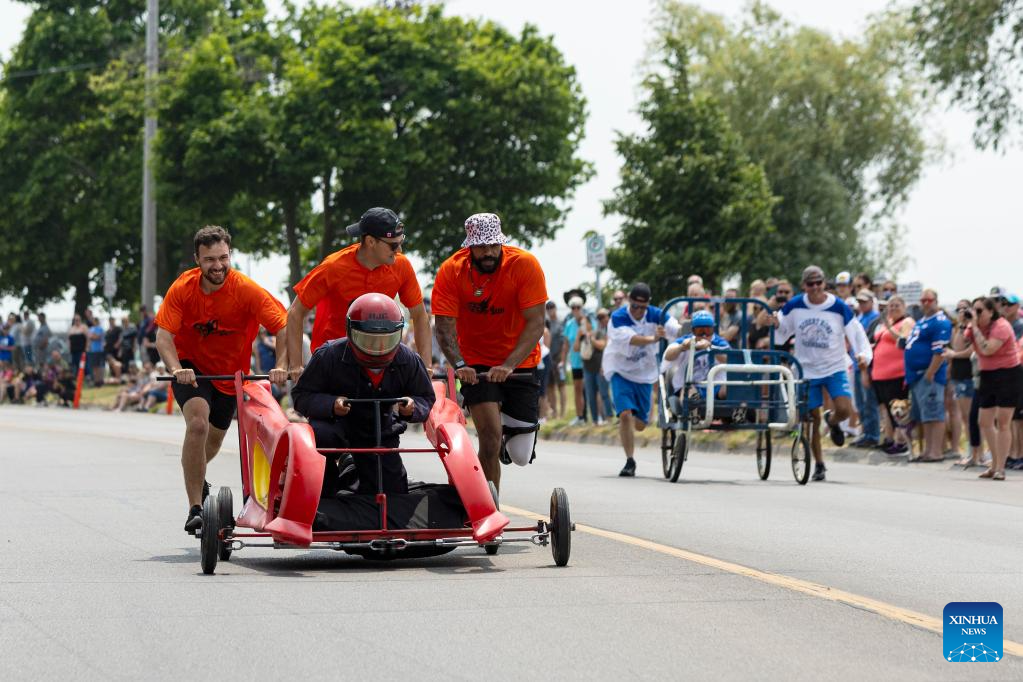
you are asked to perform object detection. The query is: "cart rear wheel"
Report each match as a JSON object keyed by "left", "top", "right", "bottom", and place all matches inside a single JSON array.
[
  {"left": 199, "top": 495, "right": 220, "bottom": 575},
  {"left": 669, "top": 432, "right": 687, "bottom": 483},
  {"left": 485, "top": 481, "right": 500, "bottom": 555},
  {"left": 757, "top": 431, "right": 772, "bottom": 480},
  {"left": 549, "top": 488, "right": 571, "bottom": 567},
  {"left": 660, "top": 429, "right": 675, "bottom": 479},
  {"left": 791, "top": 431, "right": 811, "bottom": 485},
  {"left": 217, "top": 487, "right": 234, "bottom": 561}
]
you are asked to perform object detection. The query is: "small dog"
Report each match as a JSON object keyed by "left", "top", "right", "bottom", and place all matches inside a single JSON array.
[{"left": 888, "top": 398, "right": 923, "bottom": 455}]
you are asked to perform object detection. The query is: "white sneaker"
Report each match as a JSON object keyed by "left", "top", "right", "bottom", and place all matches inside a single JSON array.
[{"left": 568, "top": 417, "right": 586, "bottom": 426}]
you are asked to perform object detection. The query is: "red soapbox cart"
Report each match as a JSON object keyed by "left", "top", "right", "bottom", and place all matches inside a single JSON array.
[{"left": 187, "top": 370, "right": 572, "bottom": 574}]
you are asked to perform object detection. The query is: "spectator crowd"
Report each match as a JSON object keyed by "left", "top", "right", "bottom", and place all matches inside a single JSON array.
[{"left": 5, "top": 268, "right": 1023, "bottom": 483}]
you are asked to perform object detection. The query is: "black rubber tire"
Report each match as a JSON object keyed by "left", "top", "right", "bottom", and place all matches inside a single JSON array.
[
  {"left": 199, "top": 495, "right": 220, "bottom": 575},
  {"left": 485, "top": 481, "right": 500, "bottom": 555},
  {"left": 660, "top": 429, "right": 675, "bottom": 479},
  {"left": 217, "top": 486, "right": 234, "bottom": 561},
  {"left": 791, "top": 431, "right": 811, "bottom": 485},
  {"left": 757, "top": 431, "right": 772, "bottom": 481},
  {"left": 549, "top": 487, "right": 571, "bottom": 567},
  {"left": 669, "top": 432, "right": 686, "bottom": 483}
]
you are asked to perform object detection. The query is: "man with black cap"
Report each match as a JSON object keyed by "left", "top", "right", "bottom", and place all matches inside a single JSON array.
[
  {"left": 602, "top": 282, "right": 665, "bottom": 477},
  {"left": 286, "top": 207, "right": 431, "bottom": 380}
]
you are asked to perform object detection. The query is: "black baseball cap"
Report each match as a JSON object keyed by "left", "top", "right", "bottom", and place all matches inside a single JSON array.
[
  {"left": 346, "top": 207, "right": 404, "bottom": 239},
  {"left": 629, "top": 282, "right": 652, "bottom": 302}
]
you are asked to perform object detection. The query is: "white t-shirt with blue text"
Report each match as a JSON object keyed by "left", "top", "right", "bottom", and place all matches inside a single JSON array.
[
  {"left": 776, "top": 294, "right": 871, "bottom": 379},
  {"left": 602, "top": 304, "right": 664, "bottom": 384}
]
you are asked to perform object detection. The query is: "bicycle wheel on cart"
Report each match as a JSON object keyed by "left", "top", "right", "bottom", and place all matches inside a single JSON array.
[
  {"left": 669, "top": 431, "right": 687, "bottom": 482},
  {"left": 660, "top": 428, "right": 676, "bottom": 479},
  {"left": 756, "top": 431, "right": 772, "bottom": 480},
  {"left": 791, "top": 428, "right": 811, "bottom": 485}
]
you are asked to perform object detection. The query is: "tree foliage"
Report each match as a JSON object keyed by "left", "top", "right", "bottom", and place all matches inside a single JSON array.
[
  {"left": 910, "top": 0, "right": 1023, "bottom": 149},
  {"left": 0, "top": 1, "right": 591, "bottom": 310},
  {"left": 651, "top": 1, "right": 929, "bottom": 282},
  {"left": 603, "top": 40, "right": 777, "bottom": 301}
]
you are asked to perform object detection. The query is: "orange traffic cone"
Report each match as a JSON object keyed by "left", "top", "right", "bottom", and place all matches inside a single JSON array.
[
  {"left": 72, "top": 352, "right": 87, "bottom": 409},
  {"left": 166, "top": 382, "right": 174, "bottom": 414}
]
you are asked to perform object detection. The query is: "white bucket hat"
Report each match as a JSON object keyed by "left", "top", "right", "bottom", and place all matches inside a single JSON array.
[{"left": 461, "top": 213, "right": 509, "bottom": 248}]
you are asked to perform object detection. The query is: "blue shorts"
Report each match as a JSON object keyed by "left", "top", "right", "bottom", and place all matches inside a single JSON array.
[
  {"left": 951, "top": 378, "right": 975, "bottom": 400},
  {"left": 807, "top": 370, "right": 852, "bottom": 411},
  {"left": 610, "top": 374, "right": 652, "bottom": 424},
  {"left": 910, "top": 378, "right": 945, "bottom": 423}
]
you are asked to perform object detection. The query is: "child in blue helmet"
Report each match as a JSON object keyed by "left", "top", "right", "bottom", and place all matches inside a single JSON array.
[{"left": 660, "top": 310, "right": 731, "bottom": 401}]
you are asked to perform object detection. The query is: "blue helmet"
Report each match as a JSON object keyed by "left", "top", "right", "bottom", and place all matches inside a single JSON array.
[{"left": 691, "top": 310, "right": 715, "bottom": 329}]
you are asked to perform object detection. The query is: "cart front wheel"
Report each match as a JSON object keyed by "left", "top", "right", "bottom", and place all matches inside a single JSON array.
[
  {"left": 199, "top": 495, "right": 220, "bottom": 575},
  {"left": 791, "top": 431, "right": 811, "bottom": 485},
  {"left": 660, "top": 429, "right": 675, "bottom": 479},
  {"left": 757, "top": 431, "right": 772, "bottom": 480},
  {"left": 549, "top": 488, "right": 571, "bottom": 567},
  {"left": 669, "top": 432, "right": 687, "bottom": 483},
  {"left": 217, "top": 486, "right": 234, "bottom": 561}
]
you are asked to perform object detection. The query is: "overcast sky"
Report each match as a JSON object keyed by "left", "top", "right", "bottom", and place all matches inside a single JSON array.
[{"left": 3, "top": 0, "right": 1022, "bottom": 324}]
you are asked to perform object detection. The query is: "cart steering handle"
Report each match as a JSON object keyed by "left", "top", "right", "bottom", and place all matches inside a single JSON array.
[{"left": 157, "top": 374, "right": 270, "bottom": 381}]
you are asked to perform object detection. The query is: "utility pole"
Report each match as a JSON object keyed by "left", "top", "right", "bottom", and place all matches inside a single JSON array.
[{"left": 141, "top": 0, "right": 159, "bottom": 311}]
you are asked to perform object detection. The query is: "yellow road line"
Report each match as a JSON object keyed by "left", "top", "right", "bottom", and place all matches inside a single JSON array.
[{"left": 503, "top": 504, "right": 1023, "bottom": 658}]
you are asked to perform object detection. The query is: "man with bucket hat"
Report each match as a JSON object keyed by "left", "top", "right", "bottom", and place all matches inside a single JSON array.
[
  {"left": 285, "top": 207, "right": 432, "bottom": 380},
  {"left": 432, "top": 213, "right": 548, "bottom": 491}
]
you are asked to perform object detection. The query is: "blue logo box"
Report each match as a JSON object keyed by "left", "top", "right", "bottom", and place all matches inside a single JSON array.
[{"left": 944, "top": 602, "right": 1003, "bottom": 662}]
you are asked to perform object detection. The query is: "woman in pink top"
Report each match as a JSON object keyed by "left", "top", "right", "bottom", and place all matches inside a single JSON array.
[
  {"left": 958, "top": 296, "right": 1021, "bottom": 480},
  {"left": 873, "top": 296, "right": 915, "bottom": 453}
]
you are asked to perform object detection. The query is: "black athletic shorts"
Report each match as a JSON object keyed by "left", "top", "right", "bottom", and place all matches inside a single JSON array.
[
  {"left": 978, "top": 366, "right": 1023, "bottom": 410},
  {"left": 571, "top": 367, "right": 584, "bottom": 381},
  {"left": 873, "top": 378, "right": 908, "bottom": 407},
  {"left": 460, "top": 365, "right": 541, "bottom": 423},
  {"left": 172, "top": 360, "right": 237, "bottom": 430}
]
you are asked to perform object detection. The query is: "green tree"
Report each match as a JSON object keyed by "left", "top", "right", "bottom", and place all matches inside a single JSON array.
[
  {"left": 603, "top": 39, "right": 777, "bottom": 301},
  {"left": 654, "top": 2, "right": 929, "bottom": 281},
  {"left": 909, "top": 0, "right": 1023, "bottom": 149}
]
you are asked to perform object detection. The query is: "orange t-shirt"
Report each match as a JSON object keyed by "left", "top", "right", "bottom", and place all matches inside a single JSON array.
[
  {"left": 292, "top": 244, "right": 423, "bottom": 350},
  {"left": 155, "top": 269, "right": 287, "bottom": 394},
  {"left": 430, "top": 246, "right": 548, "bottom": 368}
]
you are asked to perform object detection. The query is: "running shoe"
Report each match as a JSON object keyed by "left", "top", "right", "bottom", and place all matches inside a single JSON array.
[
  {"left": 811, "top": 462, "right": 827, "bottom": 482},
  {"left": 850, "top": 437, "right": 879, "bottom": 449},
  {"left": 184, "top": 504, "right": 203, "bottom": 534},
  {"left": 619, "top": 458, "right": 636, "bottom": 477},
  {"left": 884, "top": 442, "right": 909, "bottom": 456},
  {"left": 823, "top": 410, "right": 845, "bottom": 447}
]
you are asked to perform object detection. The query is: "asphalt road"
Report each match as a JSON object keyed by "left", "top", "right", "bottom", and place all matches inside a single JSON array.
[{"left": 2, "top": 405, "right": 1021, "bottom": 681}]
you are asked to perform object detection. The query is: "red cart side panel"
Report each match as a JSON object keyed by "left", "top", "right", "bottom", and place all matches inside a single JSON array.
[
  {"left": 433, "top": 422, "right": 509, "bottom": 542},
  {"left": 265, "top": 423, "right": 324, "bottom": 546},
  {"left": 425, "top": 381, "right": 465, "bottom": 445}
]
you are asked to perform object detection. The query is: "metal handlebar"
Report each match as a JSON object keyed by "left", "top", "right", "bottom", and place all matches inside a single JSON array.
[{"left": 157, "top": 374, "right": 270, "bottom": 381}]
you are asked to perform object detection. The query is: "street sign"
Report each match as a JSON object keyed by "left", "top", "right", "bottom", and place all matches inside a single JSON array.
[
  {"left": 103, "top": 261, "right": 117, "bottom": 300},
  {"left": 585, "top": 234, "right": 606, "bottom": 268},
  {"left": 898, "top": 281, "right": 922, "bottom": 306}
]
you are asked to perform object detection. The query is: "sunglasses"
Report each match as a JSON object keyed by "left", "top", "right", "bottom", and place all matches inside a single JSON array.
[
  {"left": 804, "top": 280, "right": 824, "bottom": 288},
  {"left": 919, "top": 297, "right": 936, "bottom": 304},
  {"left": 377, "top": 236, "right": 404, "bottom": 251},
  {"left": 571, "top": 305, "right": 582, "bottom": 310},
  {"left": 693, "top": 328, "right": 713, "bottom": 337},
  {"left": 883, "top": 287, "right": 896, "bottom": 292},
  {"left": 629, "top": 300, "right": 649, "bottom": 309}
]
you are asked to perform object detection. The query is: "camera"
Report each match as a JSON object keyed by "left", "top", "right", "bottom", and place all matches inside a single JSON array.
[{"left": 962, "top": 309, "right": 973, "bottom": 320}]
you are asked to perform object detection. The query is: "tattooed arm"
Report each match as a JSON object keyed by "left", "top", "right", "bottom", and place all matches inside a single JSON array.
[{"left": 435, "top": 315, "right": 477, "bottom": 384}]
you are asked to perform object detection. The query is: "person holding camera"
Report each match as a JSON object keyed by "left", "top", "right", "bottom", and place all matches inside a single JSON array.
[{"left": 954, "top": 296, "right": 1020, "bottom": 480}]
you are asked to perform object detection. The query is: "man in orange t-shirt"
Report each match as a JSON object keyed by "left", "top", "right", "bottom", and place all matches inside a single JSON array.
[
  {"left": 286, "top": 207, "right": 431, "bottom": 380},
  {"left": 432, "top": 213, "right": 547, "bottom": 490},
  {"left": 155, "top": 225, "right": 288, "bottom": 534}
]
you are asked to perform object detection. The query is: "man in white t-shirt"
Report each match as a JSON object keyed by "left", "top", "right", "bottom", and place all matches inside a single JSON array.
[
  {"left": 767, "top": 265, "right": 871, "bottom": 481},
  {"left": 602, "top": 282, "right": 665, "bottom": 477}
]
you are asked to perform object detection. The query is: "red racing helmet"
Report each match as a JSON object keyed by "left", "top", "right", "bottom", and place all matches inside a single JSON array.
[{"left": 346, "top": 293, "right": 405, "bottom": 368}]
